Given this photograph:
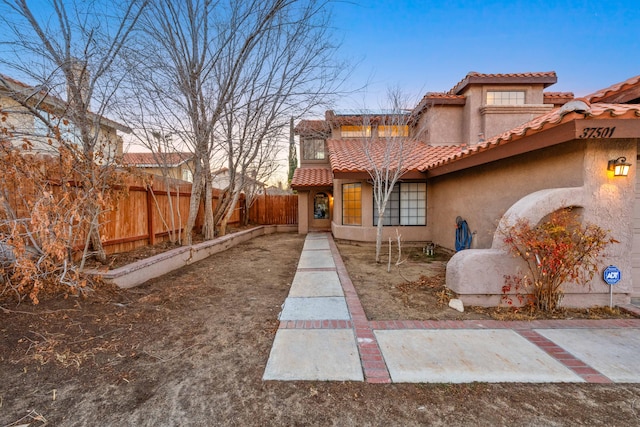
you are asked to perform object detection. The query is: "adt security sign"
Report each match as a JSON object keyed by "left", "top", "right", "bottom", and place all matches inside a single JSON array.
[{"left": 603, "top": 265, "right": 621, "bottom": 285}]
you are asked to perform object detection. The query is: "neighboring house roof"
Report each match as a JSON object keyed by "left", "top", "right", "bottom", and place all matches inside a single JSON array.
[
  {"left": 123, "top": 152, "right": 193, "bottom": 168},
  {"left": 0, "top": 73, "right": 131, "bottom": 133},
  {"left": 211, "top": 167, "right": 266, "bottom": 188},
  {"left": 327, "top": 139, "right": 461, "bottom": 174},
  {"left": 425, "top": 102, "right": 640, "bottom": 173},
  {"left": 291, "top": 167, "right": 333, "bottom": 188},
  {"left": 448, "top": 71, "right": 558, "bottom": 95},
  {"left": 584, "top": 75, "right": 640, "bottom": 104}
]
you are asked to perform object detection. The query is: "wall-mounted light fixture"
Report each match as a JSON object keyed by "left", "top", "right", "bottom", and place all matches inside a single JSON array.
[{"left": 608, "top": 156, "right": 632, "bottom": 177}]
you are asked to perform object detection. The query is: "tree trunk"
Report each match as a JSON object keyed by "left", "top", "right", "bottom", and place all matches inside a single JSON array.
[
  {"left": 184, "top": 167, "right": 204, "bottom": 245},
  {"left": 218, "top": 189, "right": 242, "bottom": 237},
  {"left": 202, "top": 173, "right": 215, "bottom": 240},
  {"left": 375, "top": 216, "right": 384, "bottom": 263}
]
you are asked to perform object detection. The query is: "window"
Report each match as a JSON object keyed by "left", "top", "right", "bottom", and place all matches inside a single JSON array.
[
  {"left": 302, "top": 138, "right": 325, "bottom": 160},
  {"left": 182, "top": 169, "right": 193, "bottom": 182},
  {"left": 314, "top": 192, "right": 329, "bottom": 219},
  {"left": 486, "top": 91, "right": 525, "bottom": 105},
  {"left": 340, "top": 125, "right": 371, "bottom": 138},
  {"left": 342, "top": 183, "right": 361, "bottom": 225},
  {"left": 377, "top": 125, "right": 408, "bottom": 138},
  {"left": 373, "top": 182, "right": 426, "bottom": 226}
]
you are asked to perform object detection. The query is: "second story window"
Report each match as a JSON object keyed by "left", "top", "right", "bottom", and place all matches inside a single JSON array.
[
  {"left": 377, "top": 125, "right": 409, "bottom": 138},
  {"left": 302, "top": 138, "right": 326, "bottom": 160},
  {"left": 341, "top": 125, "right": 371, "bottom": 138},
  {"left": 486, "top": 91, "right": 525, "bottom": 105}
]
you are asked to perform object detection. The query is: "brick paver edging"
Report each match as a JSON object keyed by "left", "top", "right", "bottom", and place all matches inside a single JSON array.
[
  {"left": 327, "top": 236, "right": 392, "bottom": 384},
  {"left": 369, "top": 318, "right": 640, "bottom": 330},
  {"left": 516, "top": 330, "right": 613, "bottom": 383}
]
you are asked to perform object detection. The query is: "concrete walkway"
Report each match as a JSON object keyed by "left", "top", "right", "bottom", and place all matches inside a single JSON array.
[{"left": 263, "top": 232, "right": 640, "bottom": 383}]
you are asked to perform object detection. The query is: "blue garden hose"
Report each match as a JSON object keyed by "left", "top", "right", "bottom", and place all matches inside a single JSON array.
[{"left": 455, "top": 216, "right": 472, "bottom": 251}]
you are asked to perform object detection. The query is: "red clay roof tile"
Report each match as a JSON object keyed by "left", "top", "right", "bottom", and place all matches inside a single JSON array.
[
  {"left": 426, "top": 103, "right": 640, "bottom": 171},
  {"left": 294, "top": 120, "right": 331, "bottom": 136},
  {"left": 291, "top": 167, "right": 333, "bottom": 188},
  {"left": 585, "top": 75, "right": 640, "bottom": 103},
  {"left": 543, "top": 91, "right": 574, "bottom": 104},
  {"left": 0, "top": 73, "right": 131, "bottom": 133},
  {"left": 449, "top": 71, "right": 557, "bottom": 95},
  {"left": 328, "top": 139, "right": 460, "bottom": 174}
]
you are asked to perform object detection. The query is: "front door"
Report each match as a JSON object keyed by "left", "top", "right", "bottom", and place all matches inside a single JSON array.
[{"left": 310, "top": 191, "right": 331, "bottom": 230}]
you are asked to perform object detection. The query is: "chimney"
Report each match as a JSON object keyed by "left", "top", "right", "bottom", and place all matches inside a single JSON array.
[{"left": 67, "top": 58, "right": 90, "bottom": 109}]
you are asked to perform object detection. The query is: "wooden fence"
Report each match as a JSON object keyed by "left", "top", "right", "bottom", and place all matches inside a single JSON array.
[
  {"left": 248, "top": 194, "right": 298, "bottom": 225},
  {"left": 1, "top": 167, "right": 298, "bottom": 256},
  {"left": 100, "top": 177, "right": 298, "bottom": 255}
]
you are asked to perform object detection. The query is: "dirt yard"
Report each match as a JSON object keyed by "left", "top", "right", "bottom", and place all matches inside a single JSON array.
[{"left": 1, "top": 232, "right": 639, "bottom": 426}]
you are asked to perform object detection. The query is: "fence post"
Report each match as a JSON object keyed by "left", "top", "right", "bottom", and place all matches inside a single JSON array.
[{"left": 146, "top": 185, "right": 156, "bottom": 245}]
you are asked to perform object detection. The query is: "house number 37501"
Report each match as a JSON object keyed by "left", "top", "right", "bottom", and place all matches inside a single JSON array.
[{"left": 579, "top": 127, "right": 616, "bottom": 138}]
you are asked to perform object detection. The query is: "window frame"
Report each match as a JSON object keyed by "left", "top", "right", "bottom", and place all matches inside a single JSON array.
[
  {"left": 340, "top": 125, "right": 371, "bottom": 138},
  {"left": 377, "top": 125, "right": 409, "bottom": 138},
  {"left": 342, "top": 183, "right": 362, "bottom": 226},
  {"left": 302, "top": 138, "right": 326, "bottom": 160},
  {"left": 373, "top": 182, "right": 426, "bottom": 226},
  {"left": 485, "top": 90, "right": 525, "bottom": 106}
]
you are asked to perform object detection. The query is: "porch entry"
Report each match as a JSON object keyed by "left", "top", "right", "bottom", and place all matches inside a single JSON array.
[{"left": 310, "top": 191, "right": 331, "bottom": 230}]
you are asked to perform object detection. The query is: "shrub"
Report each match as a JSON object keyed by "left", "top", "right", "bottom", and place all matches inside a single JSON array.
[{"left": 500, "top": 208, "right": 617, "bottom": 312}]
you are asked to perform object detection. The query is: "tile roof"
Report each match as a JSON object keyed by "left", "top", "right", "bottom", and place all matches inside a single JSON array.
[
  {"left": 290, "top": 167, "right": 333, "bottom": 188},
  {"left": 425, "top": 102, "right": 640, "bottom": 171},
  {"left": 294, "top": 119, "right": 330, "bottom": 136},
  {"left": 0, "top": 73, "right": 131, "bottom": 133},
  {"left": 327, "top": 139, "right": 461, "bottom": 174},
  {"left": 449, "top": 71, "right": 557, "bottom": 95},
  {"left": 123, "top": 152, "right": 193, "bottom": 167},
  {"left": 543, "top": 92, "right": 574, "bottom": 105},
  {"left": 325, "top": 110, "right": 410, "bottom": 126},
  {"left": 585, "top": 75, "right": 640, "bottom": 103}
]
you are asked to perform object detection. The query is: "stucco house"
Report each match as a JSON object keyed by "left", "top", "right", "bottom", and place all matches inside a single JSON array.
[
  {"left": 0, "top": 73, "right": 129, "bottom": 161},
  {"left": 123, "top": 152, "right": 195, "bottom": 183},
  {"left": 211, "top": 167, "right": 266, "bottom": 194},
  {"left": 291, "top": 71, "right": 640, "bottom": 307}
]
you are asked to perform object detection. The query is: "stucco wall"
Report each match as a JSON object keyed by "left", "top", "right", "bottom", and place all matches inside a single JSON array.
[
  {"left": 418, "top": 105, "right": 464, "bottom": 145},
  {"left": 443, "top": 137, "right": 638, "bottom": 307},
  {"left": 1, "top": 95, "right": 122, "bottom": 160},
  {"left": 297, "top": 190, "right": 309, "bottom": 234},
  {"left": 481, "top": 104, "right": 553, "bottom": 140},
  {"left": 429, "top": 141, "right": 586, "bottom": 251},
  {"left": 462, "top": 84, "right": 547, "bottom": 145},
  {"left": 331, "top": 178, "right": 431, "bottom": 242}
]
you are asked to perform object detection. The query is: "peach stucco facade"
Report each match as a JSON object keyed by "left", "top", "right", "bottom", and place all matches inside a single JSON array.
[
  {"left": 291, "top": 72, "right": 640, "bottom": 308},
  {"left": 441, "top": 136, "right": 637, "bottom": 307}
]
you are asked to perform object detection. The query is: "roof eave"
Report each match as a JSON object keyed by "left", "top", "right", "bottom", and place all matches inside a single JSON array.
[
  {"left": 426, "top": 118, "right": 640, "bottom": 178},
  {"left": 453, "top": 74, "right": 558, "bottom": 95}
]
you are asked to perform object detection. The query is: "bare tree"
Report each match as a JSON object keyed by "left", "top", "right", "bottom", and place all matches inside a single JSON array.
[
  {"left": 362, "top": 89, "right": 420, "bottom": 263},
  {"left": 0, "top": 0, "right": 148, "bottom": 264},
  {"left": 124, "top": 0, "right": 298, "bottom": 243},
  {"left": 125, "top": 0, "right": 347, "bottom": 241},
  {"left": 212, "top": 0, "right": 344, "bottom": 235}
]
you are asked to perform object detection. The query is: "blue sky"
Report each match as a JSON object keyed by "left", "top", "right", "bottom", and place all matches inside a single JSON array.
[{"left": 330, "top": 0, "right": 640, "bottom": 109}]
